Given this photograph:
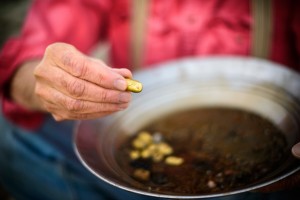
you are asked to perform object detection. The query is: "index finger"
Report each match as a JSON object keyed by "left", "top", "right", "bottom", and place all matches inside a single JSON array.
[{"left": 46, "top": 43, "right": 128, "bottom": 91}]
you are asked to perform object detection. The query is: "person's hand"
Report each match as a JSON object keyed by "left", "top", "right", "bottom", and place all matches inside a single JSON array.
[
  {"left": 292, "top": 142, "right": 300, "bottom": 159},
  {"left": 33, "top": 43, "right": 132, "bottom": 121}
]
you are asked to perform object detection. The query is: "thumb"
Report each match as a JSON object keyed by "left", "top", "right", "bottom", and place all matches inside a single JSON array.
[{"left": 291, "top": 142, "right": 300, "bottom": 159}]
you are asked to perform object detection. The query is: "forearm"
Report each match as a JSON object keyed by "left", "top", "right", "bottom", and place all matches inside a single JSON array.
[{"left": 10, "top": 60, "right": 45, "bottom": 112}]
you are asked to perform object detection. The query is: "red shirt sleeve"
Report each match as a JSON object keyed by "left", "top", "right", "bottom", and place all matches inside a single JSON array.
[{"left": 0, "top": 0, "right": 111, "bottom": 130}]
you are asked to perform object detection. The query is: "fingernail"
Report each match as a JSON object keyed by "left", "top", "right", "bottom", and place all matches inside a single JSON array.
[
  {"left": 119, "top": 92, "right": 131, "bottom": 103},
  {"left": 114, "top": 79, "right": 127, "bottom": 91},
  {"left": 118, "top": 103, "right": 129, "bottom": 110},
  {"left": 292, "top": 142, "right": 300, "bottom": 158}
]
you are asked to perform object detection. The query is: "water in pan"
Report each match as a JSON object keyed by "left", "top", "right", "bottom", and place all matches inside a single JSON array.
[{"left": 117, "top": 107, "right": 288, "bottom": 195}]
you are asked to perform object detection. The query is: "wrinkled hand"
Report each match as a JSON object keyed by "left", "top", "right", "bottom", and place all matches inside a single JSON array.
[{"left": 34, "top": 43, "right": 132, "bottom": 121}]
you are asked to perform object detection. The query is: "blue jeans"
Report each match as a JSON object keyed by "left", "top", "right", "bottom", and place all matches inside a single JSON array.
[{"left": 0, "top": 111, "right": 299, "bottom": 200}]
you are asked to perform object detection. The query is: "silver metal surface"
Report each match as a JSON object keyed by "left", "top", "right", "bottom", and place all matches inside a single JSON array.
[{"left": 74, "top": 56, "right": 300, "bottom": 199}]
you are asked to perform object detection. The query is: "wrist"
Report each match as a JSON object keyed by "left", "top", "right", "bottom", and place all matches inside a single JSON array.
[{"left": 10, "top": 60, "right": 45, "bottom": 112}]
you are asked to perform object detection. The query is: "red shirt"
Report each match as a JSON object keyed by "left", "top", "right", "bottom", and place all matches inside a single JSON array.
[{"left": 0, "top": 0, "right": 299, "bottom": 129}]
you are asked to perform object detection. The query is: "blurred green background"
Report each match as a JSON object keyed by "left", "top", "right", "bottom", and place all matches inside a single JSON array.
[
  {"left": 0, "top": 0, "right": 31, "bottom": 48},
  {"left": 0, "top": 1, "right": 31, "bottom": 199}
]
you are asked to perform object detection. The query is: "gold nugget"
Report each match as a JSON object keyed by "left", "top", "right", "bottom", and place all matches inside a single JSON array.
[
  {"left": 126, "top": 79, "right": 143, "bottom": 93},
  {"left": 129, "top": 150, "right": 140, "bottom": 160},
  {"left": 133, "top": 168, "right": 150, "bottom": 181},
  {"left": 165, "top": 156, "right": 184, "bottom": 166}
]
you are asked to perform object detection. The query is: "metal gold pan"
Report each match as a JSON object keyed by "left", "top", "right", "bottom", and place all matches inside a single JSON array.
[{"left": 74, "top": 57, "right": 300, "bottom": 199}]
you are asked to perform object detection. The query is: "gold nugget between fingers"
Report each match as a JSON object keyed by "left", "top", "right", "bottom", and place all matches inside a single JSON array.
[{"left": 126, "top": 79, "right": 143, "bottom": 93}]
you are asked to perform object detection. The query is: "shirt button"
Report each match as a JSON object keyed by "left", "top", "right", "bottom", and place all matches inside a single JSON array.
[
  {"left": 187, "top": 15, "right": 196, "bottom": 24},
  {"left": 235, "top": 35, "right": 244, "bottom": 45}
]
